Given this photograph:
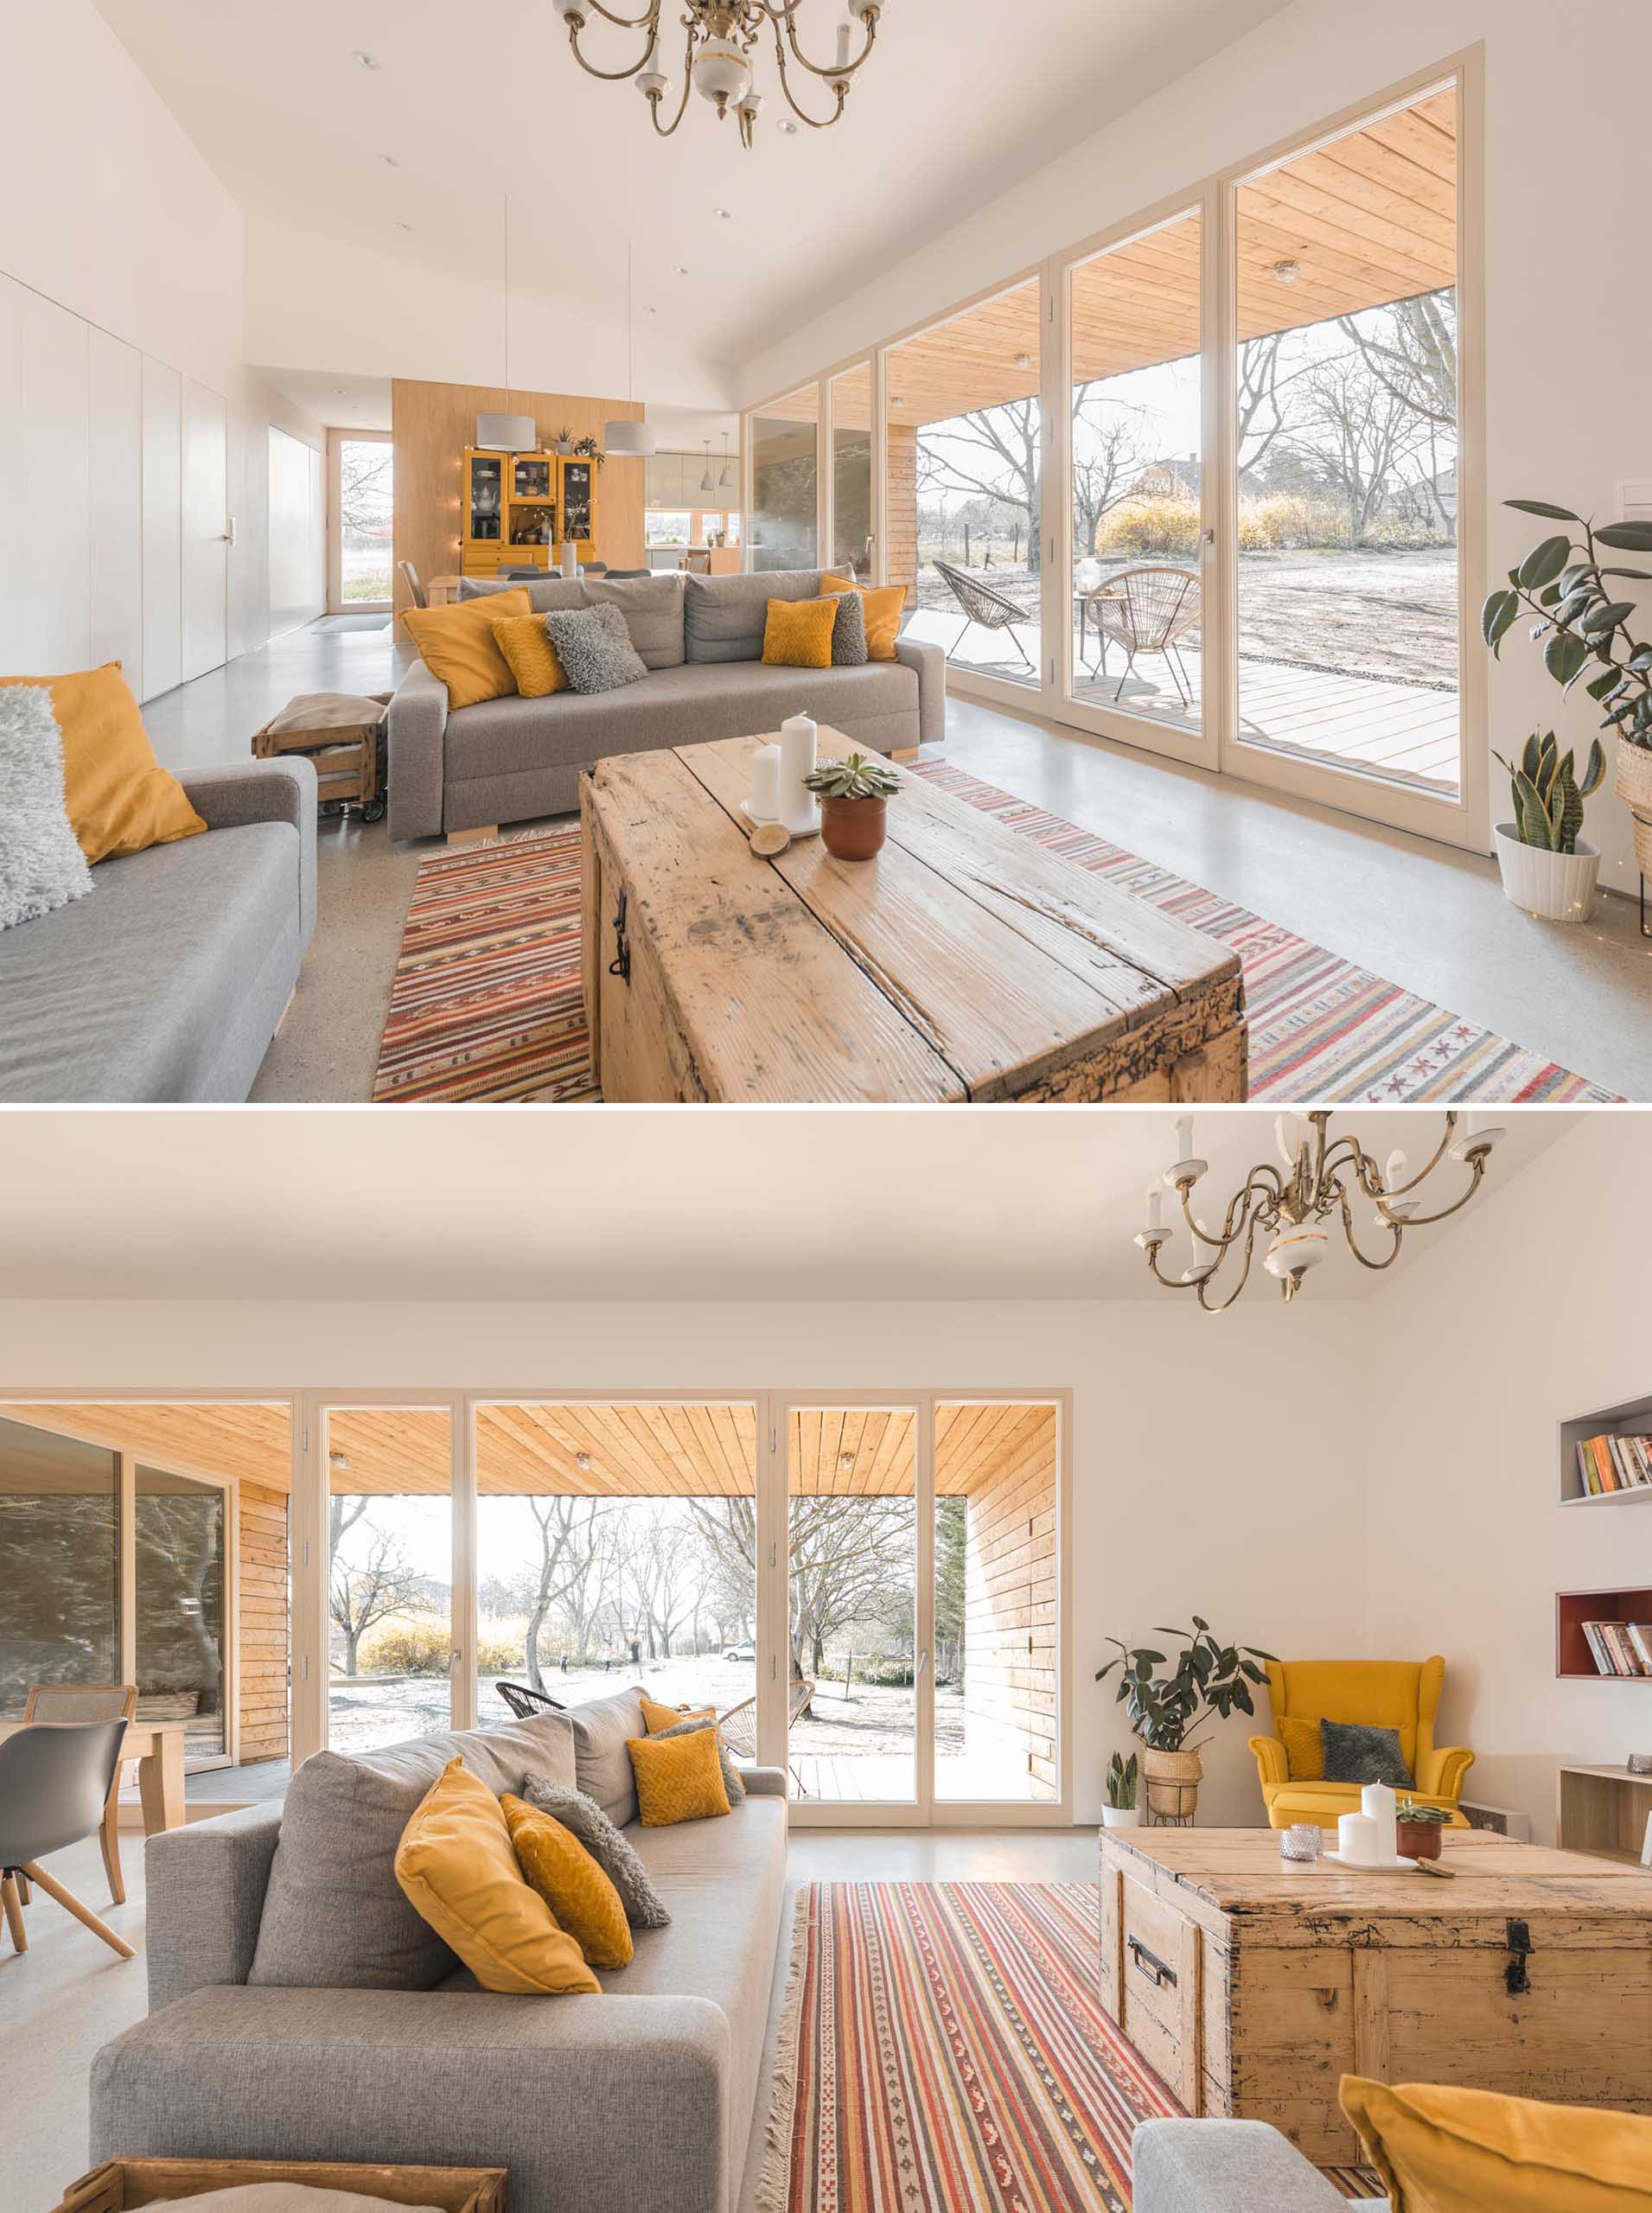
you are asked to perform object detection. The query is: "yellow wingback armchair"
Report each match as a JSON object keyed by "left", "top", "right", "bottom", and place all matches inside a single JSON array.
[{"left": 1248, "top": 1655, "right": 1475, "bottom": 1830}]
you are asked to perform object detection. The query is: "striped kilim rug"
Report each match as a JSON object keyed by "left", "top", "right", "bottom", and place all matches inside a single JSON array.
[
  {"left": 760, "top": 1881, "right": 1381, "bottom": 2212},
  {"left": 371, "top": 768, "right": 1616, "bottom": 1103}
]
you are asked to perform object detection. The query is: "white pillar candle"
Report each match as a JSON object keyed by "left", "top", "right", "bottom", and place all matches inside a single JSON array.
[
  {"left": 1173, "top": 1114, "right": 1194, "bottom": 1171},
  {"left": 1338, "top": 1812, "right": 1378, "bottom": 1865},
  {"left": 749, "top": 743, "right": 781, "bottom": 825},
  {"left": 778, "top": 712, "right": 819, "bottom": 833},
  {"left": 1362, "top": 1782, "right": 1398, "bottom": 1865},
  {"left": 561, "top": 542, "right": 578, "bottom": 579},
  {"left": 1144, "top": 1183, "right": 1164, "bottom": 1235}
]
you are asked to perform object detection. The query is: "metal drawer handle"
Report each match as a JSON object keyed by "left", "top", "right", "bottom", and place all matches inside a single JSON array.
[
  {"left": 1128, "top": 1935, "right": 1177, "bottom": 1989},
  {"left": 609, "top": 885, "right": 631, "bottom": 984}
]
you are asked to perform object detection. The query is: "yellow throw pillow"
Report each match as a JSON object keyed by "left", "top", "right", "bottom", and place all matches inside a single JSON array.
[
  {"left": 628, "top": 1725, "right": 731, "bottom": 1827},
  {"left": 402, "top": 589, "right": 533, "bottom": 709},
  {"left": 394, "top": 1758, "right": 599, "bottom": 1996},
  {"left": 490, "top": 611, "right": 567, "bottom": 699},
  {"left": 501, "top": 1794, "right": 633, "bottom": 1971},
  {"left": 762, "top": 596, "right": 838, "bottom": 670},
  {"left": 639, "top": 1695, "right": 715, "bottom": 1735},
  {"left": 1340, "top": 2077, "right": 1652, "bottom": 2212},
  {"left": 1279, "top": 1715, "right": 1325, "bottom": 1781},
  {"left": 820, "top": 575, "right": 907, "bottom": 661},
  {"left": 0, "top": 663, "right": 205, "bottom": 864}
]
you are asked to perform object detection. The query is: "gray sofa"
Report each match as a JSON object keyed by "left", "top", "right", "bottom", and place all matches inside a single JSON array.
[
  {"left": 0, "top": 756, "right": 316, "bottom": 1102},
  {"left": 388, "top": 567, "right": 945, "bottom": 841},
  {"left": 90, "top": 1689, "right": 788, "bottom": 2213},
  {"left": 1134, "top": 2121, "right": 1381, "bottom": 2210}
]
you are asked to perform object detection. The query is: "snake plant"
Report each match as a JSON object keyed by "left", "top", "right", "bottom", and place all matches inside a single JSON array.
[
  {"left": 805, "top": 752, "right": 901, "bottom": 801},
  {"left": 1491, "top": 730, "right": 1605, "bottom": 854},
  {"left": 1105, "top": 1751, "right": 1139, "bottom": 1810}
]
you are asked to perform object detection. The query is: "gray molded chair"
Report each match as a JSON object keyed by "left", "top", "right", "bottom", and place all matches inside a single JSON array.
[
  {"left": 23, "top": 1683, "right": 136, "bottom": 1903},
  {"left": 0, "top": 1719, "right": 136, "bottom": 1960},
  {"left": 398, "top": 559, "right": 428, "bottom": 609},
  {"left": 603, "top": 567, "right": 651, "bottom": 582}
]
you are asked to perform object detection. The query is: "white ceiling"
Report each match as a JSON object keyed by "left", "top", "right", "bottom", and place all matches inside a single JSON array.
[
  {"left": 262, "top": 367, "right": 392, "bottom": 431},
  {"left": 95, "top": 0, "right": 1291, "bottom": 373},
  {"left": 0, "top": 1109, "right": 1574, "bottom": 1305}
]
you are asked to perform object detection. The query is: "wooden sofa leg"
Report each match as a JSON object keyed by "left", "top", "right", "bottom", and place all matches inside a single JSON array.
[
  {"left": 890, "top": 747, "right": 920, "bottom": 765},
  {"left": 446, "top": 825, "right": 500, "bottom": 849}
]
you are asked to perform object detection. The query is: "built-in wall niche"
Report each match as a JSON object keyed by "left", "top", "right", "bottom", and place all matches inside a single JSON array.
[
  {"left": 1559, "top": 1390, "right": 1652, "bottom": 1506},
  {"left": 1555, "top": 1587, "right": 1652, "bottom": 1683}
]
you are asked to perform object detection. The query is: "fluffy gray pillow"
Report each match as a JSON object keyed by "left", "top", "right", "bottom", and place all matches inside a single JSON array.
[
  {"left": 650, "top": 1714, "right": 747, "bottom": 1805},
  {"left": 1320, "top": 1718, "right": 1413, "bottom": 1789},
  {"left": 827, "top": 590, "right": 869, "bottom": 666},
  {"left": 0, "top": 685, "right": 93, "bottom": 932},
  {"left": 542, "top": 603, "right": 649, "bottom": 695},
  {"left": 521, "top": 1776, "right": 672, "bottom": 1929}
]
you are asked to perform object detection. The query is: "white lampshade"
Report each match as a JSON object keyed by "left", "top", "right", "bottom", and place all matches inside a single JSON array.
[{"left": 603, "top": 418, "right": 654, "bottom": 456}]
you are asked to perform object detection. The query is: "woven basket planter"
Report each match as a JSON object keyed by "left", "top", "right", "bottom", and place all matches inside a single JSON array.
[
  {"left": 1617, "top": 741, "right": 1652, "bottom": 877},
  {"left": 1141, "top": 1745, "right": 1203, "bottom": 1823}
]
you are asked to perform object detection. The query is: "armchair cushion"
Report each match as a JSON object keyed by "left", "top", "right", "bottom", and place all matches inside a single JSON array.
[
  {"left": 1262, "top": 1783, "right": 1470, "bottom": 1831},
  {"left": 1279, "top": 1716, "right": 1324, "bottom": 1780},
  {"left": 1340, "top": 2076, "right": 1652, "bottom": 2212},
  {"left": 1320, "top": 1719, "right": 1412, "bottom": 1789}
]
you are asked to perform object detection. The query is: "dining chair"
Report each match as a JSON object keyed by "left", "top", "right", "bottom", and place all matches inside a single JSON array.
[
  {"left": 23, "top": 1683, "right": 137, "bottom": 1904},
  {"left": 398, "top": 559, "right": 428, "bottom": 609},
  {"left": 1085, "top": 565, "right": 1202, "bottom": 706},
  {"left": 0, "top": 1719, "right": 136, "bottom": 1961}
]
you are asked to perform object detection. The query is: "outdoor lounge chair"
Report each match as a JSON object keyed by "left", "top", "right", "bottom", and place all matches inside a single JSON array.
[
  {"left": 933, "top": 558, "right": 1036, "bottom": 673},
  {"left": 718, "top": 1677, "right": 816, "bottom": 1794},
  {"left": 494, "top": 1679, "right": 565, "bottom": 1720},
  {"left": 1084, "top": 564, "right": 1202, "bottom": 706}
]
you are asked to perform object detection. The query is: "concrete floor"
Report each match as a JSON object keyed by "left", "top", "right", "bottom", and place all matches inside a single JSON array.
[
  {"left": 0, "top": 1820, "right": 1099, "bottom": 2211},
  {"left": 138, "top": 617, "right": 1652, "bottom": 1100}
]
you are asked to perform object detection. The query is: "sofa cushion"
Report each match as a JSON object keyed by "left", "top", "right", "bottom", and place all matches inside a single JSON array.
[
  {"left": 0, "top": 682, "right": 94, "bottom": 931},
  {"left": 543, "top": 603, "right": 650, "bottom": 696},
  {"left": 628, "top": 1726, "right": 731, "bottom": 1827},
  {"left": 1340, "top": 2076, "right": 1652, "bottom": 2213},
  {"left": 457, "top": 575, "right": 589, "bottom": 614},
  {"left": 684, "top": 569, "right": 820, "bottom": 662},
  {"left": 502, "top": 1791, "right": 633, "bottom": 1969},
  {"left": 443, "top": 656, "right": 919, "bottom": 787},
  {"left": 519, "top": 1776, "right": 672, "bottom": 1929},
  {"left": 247, "top": 1709, "right": 577, "bottom": 1992},
  {"left": 0, "top": 661, "right": 206, "bottom": 864},
  {"left": 403, "top": 590, "right": 532, "bottom": 709},
  {"left": 0, "top": 821, "right": 297, "bottom": 1102},
  {"left": 585, "top": 574, "right": 686, "bottom": 669},
  {"left": 568, "top": 1687, "right": 647, "bottom": 1828}
]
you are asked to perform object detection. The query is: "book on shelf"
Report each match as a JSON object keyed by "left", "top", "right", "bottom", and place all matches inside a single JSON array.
[
  {"left": 1574, "top": 1432, "right": 1652, "bottom": 1495},
  {"left": 1580, "top": 1619, "right": 1652, "bottom": 1677}
]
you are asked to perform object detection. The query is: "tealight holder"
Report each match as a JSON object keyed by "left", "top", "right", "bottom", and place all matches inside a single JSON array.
[{"left": 1280, "top": 1822, "right": 1323, "bottom": 1863}]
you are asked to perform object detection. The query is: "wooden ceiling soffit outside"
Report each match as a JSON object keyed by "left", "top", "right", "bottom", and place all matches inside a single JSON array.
[
  {"left": 751, "top": 90, "right": 1455, "bottom": 437},
  {"left": 2, "top": 1401, "right": 1056, "bottom": 1502}
]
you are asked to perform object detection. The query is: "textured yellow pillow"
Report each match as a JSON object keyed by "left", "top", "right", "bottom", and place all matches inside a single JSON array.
[
  {"left": 820, "top": 575, "right": 906, "bottom": 661},
  {"left": 489, "top": 612, "right": 567, "bottom": 699},
  {"left": 628, "top": 1725, "right": 731, "bottom": 1827},
  {"left": 501, "top": 1793, "right": 633, "bottom": 1970},
  {"left": 1279, "top": 1715, "right": 1324, "bottom": 1781},
  {"left": 762, "top": 596, "right": 838, "bottom": 670},
  {"left": 394, "top": 1758, "right": 599, "bottom": 1995},
  {"left": 1340, "top": 2077, "right": 1652, "bottom": 2212},
  {"left": 0, "top": 663, "right": 205, "bottom": 864},
  {"left": 402, "top": 589, "right": 533, "bottom": 709},
  {"left": 639, "top": 1695, "right": 715, "bottom": 1735}
]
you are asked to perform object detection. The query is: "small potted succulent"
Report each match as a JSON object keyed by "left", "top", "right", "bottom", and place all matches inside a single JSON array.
[
  {"left": 1395, "top": 1799, "right": 1451, "bottom": 1862},
  {"left": 1102, "top": 1751, "right": 1140, "bottom": 1830},
  {"left": 806, "top": 751, "right": 901, "bottom": 862},
  {"left": 552, "top": 425, "right": 574, "bottom": 455},
  {"left": 1096, "top": 1618, "right": 1275, "bottom": 1824}
]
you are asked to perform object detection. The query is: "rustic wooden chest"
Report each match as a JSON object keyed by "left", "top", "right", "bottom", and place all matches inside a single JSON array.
[
  {"left": 1097, "top": 1827, "right": 1652, "bottom": 2167},
  {"left": 580, "top": 730, "right": 1247, "bottom": 1103}
]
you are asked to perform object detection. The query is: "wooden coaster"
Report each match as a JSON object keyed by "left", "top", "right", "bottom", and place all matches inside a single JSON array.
[{"left": 749, "top": 822, "right": 791, "bottom": 857}]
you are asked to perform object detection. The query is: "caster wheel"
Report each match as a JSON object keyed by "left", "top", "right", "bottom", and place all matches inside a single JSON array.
[{"left": 363, "top": 798, "right": 386, "bottom": 824}]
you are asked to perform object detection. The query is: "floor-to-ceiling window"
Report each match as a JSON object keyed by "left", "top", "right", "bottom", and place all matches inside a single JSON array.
[
  {"left": 328, "top": 431, "right": 392, "bottom": 613},
  {"left": 0, "top": 1416, "right": 119, "bottom": 1716},
  {"left": 830, "top": 363, "right": 874, "bottom": 581},
  {"left": 750, "top": 388, "right": 820, "bottom": 571},
  {"left": 135, "top": 1465, "right": 227, "bottom": 1763}
]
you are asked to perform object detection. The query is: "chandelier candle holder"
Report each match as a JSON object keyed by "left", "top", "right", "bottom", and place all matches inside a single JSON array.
[
  {"left": 1134, "top": 1110, "right": 1504, "bottom": 1312},
  {"left": 548, "top": 1, "right": 887, "bottom": 148}
]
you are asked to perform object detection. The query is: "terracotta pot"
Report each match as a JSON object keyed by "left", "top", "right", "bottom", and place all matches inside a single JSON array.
[
  {"left": 1616, "top": 742, "right": 1652, "bottom": 876},
  {"left": 1397, "top": 1818, "right": 1444, "bottom": 1861},
  {"left": 820, "top": 794, "right": 888, "bottom": 862},
  {"left": 1140, "top": 1745, "right": 1202, "bottom": 1824}
]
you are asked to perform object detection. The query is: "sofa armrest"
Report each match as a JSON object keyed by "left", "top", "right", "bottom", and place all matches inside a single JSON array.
[
  {"left": 180, "top": 757, "right": 316, "bottom": 950},
  {"left": 92, "top": 1985, "right": 731, "bottom": 2213},
  {"left": 1415, "top": 1744, "right": 1475, "bottom": 1798},
  {"left": 1132, "top": 2121, "right": 1356, "bottom": 2212},
  {"left": 1248, "top": 1734, "right": 1289, "bottom": 1789},
  {"left": 739, "top": 1765, "right": 788, "bottom": 1796},
  {"left": 145, "top": 1802, "right": 282, "bottom": 2015},
  {"left": 387, "top": 658, "right": 450, "bottom": 842},
  {"left": 895, "top": 634, "right": 946, "bottom": 746}
]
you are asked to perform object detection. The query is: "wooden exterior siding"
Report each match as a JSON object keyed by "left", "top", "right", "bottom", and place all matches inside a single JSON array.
[
  {"left": 237, "top": 1479, "right": 289, "bottom": 1763},
  {"left": 962, "top": 1426, "right": 1057, "bottom": 1795},
  {"left": 886, "top": 422, "right": 918, "bottom": 593}
]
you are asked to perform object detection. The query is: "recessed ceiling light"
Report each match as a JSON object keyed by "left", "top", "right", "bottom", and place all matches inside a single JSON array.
[
  {"left": 714, "top": 206, "right": 732, "bottom": 220},
  {"left": 1013, "top": 352, "right": 1032, "bottom": 369},
  {"left": 575, "top": 1452, "right": 594, "bottom": 1472},
  {"left": 352, "top": 50, "right": 380, "bottom": 69},
  {"left": 674, "top": 264, "right": 690, "bottom": 276},
  {"left": 379, "top": 153, "right": 399, "bottom": 167},
  {"left": 397, "top": 220, "right": 414, "bottom": 233},
  {"left": 776, "top": 118, "right": 799, "bottom": 136}
]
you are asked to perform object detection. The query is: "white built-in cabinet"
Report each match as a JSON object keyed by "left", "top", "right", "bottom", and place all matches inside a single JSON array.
[{"left": 0, "top": 270, "right": 230, "bottom": 702}]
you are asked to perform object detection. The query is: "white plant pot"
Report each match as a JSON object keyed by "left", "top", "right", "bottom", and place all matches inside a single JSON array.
[
  {"left": 1492, "top": 824, "right": 1600, "bottom": 923},
  {"left": 1101, "top": 1805, "right": 1141, "bottom": 1829}
]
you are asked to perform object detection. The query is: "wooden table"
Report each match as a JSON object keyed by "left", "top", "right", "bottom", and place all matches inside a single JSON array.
[
  {"left": 1098, "top": 1826, "right": 1652, "bottom": 2168},
  {"left": 0, "top": 1718, "right": 186, "bottom": 1834},
  {"left": 580, "top": 730, "right": 1247, "bottom": 1102}
]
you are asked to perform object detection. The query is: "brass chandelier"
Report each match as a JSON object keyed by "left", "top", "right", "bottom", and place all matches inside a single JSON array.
[
  {"left": 1134, "top": 1111, "right": 1504, "bottom": 1312},
  {"left": 548, "top": 1, "right": 886, "bottom": 148}
]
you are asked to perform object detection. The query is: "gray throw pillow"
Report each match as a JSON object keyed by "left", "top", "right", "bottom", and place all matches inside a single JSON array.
[
  {"left": 567, "top": 1685, "right": 647, "bottom": 1827},
  {"left": 521, "top": 1776, "right": 672, "bottom": 1929},
  {"left": 827, "top": 590, "right": 869, "bottom": 666},
  {"left": 542, "top": 603, "right": 649, "bottom": 694},
  {"left": 1320, "top": 1718, "right": 1413, "bottom": 1789},
  {"left": 650, "top": 1715, "right": 747, "bottom": 1805},
  {"left": 0, "top": 684, "right": 93, "bottom": 932}
]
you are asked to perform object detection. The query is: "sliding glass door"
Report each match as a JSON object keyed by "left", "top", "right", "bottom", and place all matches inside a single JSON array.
[{"left": 749, "top": 388, "right": 820, "bottom": 571}]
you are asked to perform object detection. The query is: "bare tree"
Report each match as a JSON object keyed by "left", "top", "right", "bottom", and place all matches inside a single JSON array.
[
  {"left": 1285, "top": 352, "right": 1432, "bottom": 547},
  {"left": 684, "top": 1494, "right": 913, "bottom": 1684},
  {"left": 520, "top": 1496, "right": 612, "bottom": 1688},
  {"left": 1337, "top": 292, "right": 1457, "bottom": 430},
  {"left": 328, "top": 1497, "right": 422, "bottom": 1674},
  {"left": 1069, "top": 396, "right": 1155, "bottom": 560},
  {"left": 918, "top": 399, "right": 1042, "bottom": 575},
  {"left": 338, "top": 444, "right": 393, "bottom": 538}
]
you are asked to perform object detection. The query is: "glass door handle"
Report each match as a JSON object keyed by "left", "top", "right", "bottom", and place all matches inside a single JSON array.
[
  {"left": 916, "top": 1649, "right": 930, "bottom": 1678},
  {"left": 449, "top": 1648, "right": 463, "bottom": 1677}
]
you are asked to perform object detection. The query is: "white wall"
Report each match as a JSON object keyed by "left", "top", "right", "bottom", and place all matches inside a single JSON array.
[
  {"left": 737, "top": 0, "right": 1652, "bottom": 890},
  {"left": 267, "top": 428, "right": 325, "bottom": 640},
  {"left": 0, "top": 0, "right": 326, "bottom": 690}
]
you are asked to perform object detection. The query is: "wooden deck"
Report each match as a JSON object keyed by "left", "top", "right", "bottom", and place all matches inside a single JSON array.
[
  {"left": 792, "top": 1747, "right": 1049, "bottom": 1803},
  {"left": 902, "top": 609, "right": 1461, "bottom": 796}
]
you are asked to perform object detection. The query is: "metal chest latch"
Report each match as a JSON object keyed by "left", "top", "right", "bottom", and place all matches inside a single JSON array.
[
  {"left": 1505, "top": 1917, "right": 1533, "bottom": 1995},
  {"left": 1127, "top": 1936, "right": 1177, "bottom": 1989},
  {"left": 609, "top": 884, "right": 631, "bottom": 984}
]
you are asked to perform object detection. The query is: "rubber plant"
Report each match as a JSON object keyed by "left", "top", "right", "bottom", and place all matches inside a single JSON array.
[
  {"left": 1483, "top": 497, "right": 1652, "bottom": 759},
  {"left": 1094, "top": 1619, "right": 1275, "bottom": 1752}
]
